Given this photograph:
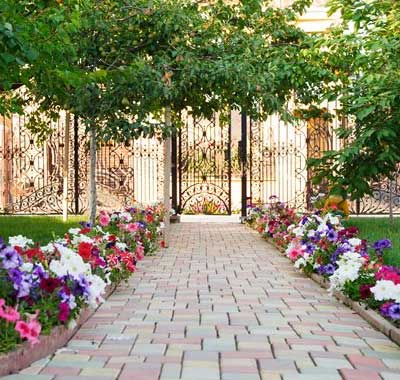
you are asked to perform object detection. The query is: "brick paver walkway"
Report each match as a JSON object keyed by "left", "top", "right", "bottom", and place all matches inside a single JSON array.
[{"left": 4, "top": 223, "right": 400, "bottom": 380}]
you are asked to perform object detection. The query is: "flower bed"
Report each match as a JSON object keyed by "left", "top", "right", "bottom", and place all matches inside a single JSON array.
[
  {"left": 246, "top": 197, "right": 400, "bottom": 330},
  {"left": 0, "top": 204, "right": 165, "bottom": 362}
]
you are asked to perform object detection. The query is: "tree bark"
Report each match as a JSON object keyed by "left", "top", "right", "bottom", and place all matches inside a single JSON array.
[
  {"left": 62, "top": 112, "right": 70, "bottom": 221},
  {"left": 163, "top": 107, "right": 172, "bottom": 247},
  {"left": 89, "top": 121, "right": 97, "bottom": 225}
]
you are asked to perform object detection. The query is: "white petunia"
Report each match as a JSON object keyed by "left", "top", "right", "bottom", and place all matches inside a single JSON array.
[
  {"left": 68, "top": 228, "right": 81, "bottom": 235},
  {"left": 49, "top": 244, "right": 91, "bottom": 279},
  {"left": 371, "top": 280, "right": 399, "bottom": 302},
  {"left": 292, "top": 226, "right": 304, "bottom": 237},
  {"left": 41, "top": 243, "right": 55, "bottom": 254},
  {"left": 328, "top": 260, "right": 363, "bottom": 291},
  {"left": 9, "top": 235, "right": 33, "bottom": 249},
  {"left": 348, "top": 238, "right": 362, "bottom": 247},
  {"left": 85, "top": 274, "right": 107, "bottom": 307},
  {"left": 325, "top": 214, "right": 340, "bottom": 226},
  {"left": 341, "top": 251, "right": 365, "bottom": 263},
  {"left": 71, "top": 234, "right": 94, "bottom": 246},
  {"left": 316, "top": 223, "right": 328, "bottom": 234},
  {"left": 20, "top": 262, "right": 33, "bottom": 272},
  {"left": 294, "top": 257, "right": 306, "bottom": 269},
  {"left": 307, "top": 229, "right": 316, "bottom": 238},
  {"left": 116, "top": 242, "right": 128, "bottom": 251},
  {"left": 94, "top": 225, "right": 104, "bottom": 234},
  {"left": 120, "top": 212, "right": 133, "bottom": 222}
]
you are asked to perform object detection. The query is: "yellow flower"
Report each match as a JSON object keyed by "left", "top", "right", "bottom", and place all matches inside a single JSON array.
[{"left": 324, "top": 194, "right": 350, "bottom": 217}]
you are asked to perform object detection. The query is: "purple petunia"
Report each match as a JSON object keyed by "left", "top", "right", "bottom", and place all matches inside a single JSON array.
[
  {"left": 388, "top": 303, "right": 400, "bottom": 320},
  {"left": 137, "top": 221, "right": 146, "bottom": 229},
  {"left": 79, "top": 221, "right": 92, "bottom": 229},
  {"left": 305, "top": 242, "right": 316, "bottom": 254},
  {"left": 15, "top": 273, "right": 33, "bottom": 298},
  {"left": 310, "top": 232, "right": 322, "bottom": 243},
  {"left": 373, "top": 239, "right": 392, "bottom": 255},
  {"left": 32, "top": 264, "right": 47, "bottom": 279},
  {"left": 0, "top": 246, "right": 22, "bottom": 269},
  {"left": 326, "top": 230, "right": 338, "bottom": 243},
  {"left": 72, "top": 274, "right": 90, "bottom": 297},
  {"left": 318, "top": 264, "right": 336, "bottom": 276},
  {"left": 301, "top": 217, "right": 309, "bottom": 225},
  {"left": 8, "top": 268, "right": 23, "bottom": 285},
  {"left": 330, "top": 252, "right": 340, "bottom": 264},
  {"left": 380, "top": 302, "right": 393, "bottom": 318}
]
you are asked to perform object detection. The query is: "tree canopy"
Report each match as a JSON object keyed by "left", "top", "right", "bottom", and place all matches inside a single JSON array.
[
  {"left": 21, "top": 0, "right": 331, "bottom": 141},
  {"left": 309, "top": 0, "right": 400, "bottom": 199}
]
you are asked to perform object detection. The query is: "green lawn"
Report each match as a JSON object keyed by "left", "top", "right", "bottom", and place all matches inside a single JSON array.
[
  {"left": 347, "top": 217, "right": 400, "bottom": 267},
  {"left": 0, "top": 215, "right": 86, "bottom": 245}
]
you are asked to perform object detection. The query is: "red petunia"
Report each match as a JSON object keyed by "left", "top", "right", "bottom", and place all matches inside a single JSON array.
[
  {"left": 25, "top": 247, "right": 44, "bottom": 261},
  {"left": 14, "top": 246, "right": 23, "bottom": 255},
  {"left": 359, "top": 284, "right": 372, "bottom": 299},
  {"left": 40, "top": 277, "right": 62, "bottom": 293},
  {"left": 78, "top": 242, "right": 92, "bottom": 261}
]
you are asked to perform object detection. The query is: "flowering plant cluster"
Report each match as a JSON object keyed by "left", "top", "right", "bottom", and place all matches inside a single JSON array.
[
  {"left": 246, "top": 196, "right": 300, "bottom": 248},
  {"left": 247, "top": 199, "right": 400, "bottom": 325},
  {"left": 0, "top": 204, "right": 164, "bottom": 353}
]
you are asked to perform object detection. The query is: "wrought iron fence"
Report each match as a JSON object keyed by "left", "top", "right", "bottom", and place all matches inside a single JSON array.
[
  {"left": 0, "top": 113, "right": 164, "bottom": 215},
  {"left": 1, "top": 104, "right": 400, "bottom": 215}
]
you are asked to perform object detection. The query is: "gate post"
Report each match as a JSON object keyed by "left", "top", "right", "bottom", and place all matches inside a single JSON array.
[
  {"left": 73, "top": 116, "right": 80, "bottom": 215},
  {"left": 240, "top": 112, "right": 248, "bottom": 220},
  {"left": 171, "top": 131, "right": 178, "bottom": 214},
  {"left": 62, "top": 112, "right": 70, "bottom": 221},
  {"left": 163, "top": 107, "right": 172, "bottom": 246},
  {"left": 2, "top": 115, "right": 12, "bottom": 213}
]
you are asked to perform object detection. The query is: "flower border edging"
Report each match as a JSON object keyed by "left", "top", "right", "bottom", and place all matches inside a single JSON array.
[
  {"left": 258, "top": 231, "right": 400, "bottom": 346},
  {"left": 0, "top": 283, "right": 117, "bottom": 377}
]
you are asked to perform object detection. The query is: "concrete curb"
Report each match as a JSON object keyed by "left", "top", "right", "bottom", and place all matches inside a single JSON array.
[
  {"left": 258, "top": 233, "right": 400, "bottom": 346},
  {"left": 0, "top": 283, "right": 117, "bottom": 377}
]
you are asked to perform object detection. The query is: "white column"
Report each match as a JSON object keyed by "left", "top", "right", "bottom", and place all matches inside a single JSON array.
[
  {"left": 163, "top": 107, "right": 172, "bottom": 246},
  {"left": 62, "top": 112, "right": 70, "bottom": 221}
]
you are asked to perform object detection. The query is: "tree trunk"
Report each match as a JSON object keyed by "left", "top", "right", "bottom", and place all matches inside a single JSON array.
[
  {"left": 62, "top": 112, "right": 71, "bottom": 221},
  {"left": 163, "top": 107, "right": 172, "bottom": 247},
  {"left": 389, "top": 179, "right": 393, "bottom": 223},
  {"left": 89, "top": 121, "right": 97, "bottom": 225}
]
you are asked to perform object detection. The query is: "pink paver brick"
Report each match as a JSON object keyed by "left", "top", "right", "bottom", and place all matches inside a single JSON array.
[
  {"left": 347, "top": 354, "right": 386, "bottom": 369},
  {"left": 340, "top": 369, "right": 382, "bottom": 380},
  {"left": 41, "top": 367, "right": 81, "bottom": 376}
]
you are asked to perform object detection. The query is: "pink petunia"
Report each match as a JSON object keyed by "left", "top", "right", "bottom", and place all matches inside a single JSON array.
[
  {"left": 58, "top": 302, "right": 70, "bottom": 323},
  {"left": 135, "top": 245, "right": 145, "bottom": 260},
  {"left": 126, "top": 223, "right": 140, "bottom": 233},
  {"left": 0, "top": 300, "right": 20, "bottom": 322},
  {"left": 15, "top": 320, "right": 41, "bottom": 345},
  {"left": 288, "top": 247, "right": 304, "bottom": 262},
  {"left": 99, "top": 211, "right": 110, "bottom": 227}
]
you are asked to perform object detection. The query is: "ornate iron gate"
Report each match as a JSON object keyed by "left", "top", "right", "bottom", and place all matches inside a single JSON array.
[
  {"left": 0, "top": 113, "right": 87, "bottom": 214},
  {"left": 247, "top": 115, "right": 308, "bottom": 211},
  {"left": 97, "top": 137, "right": 164, "bottom": 207},
  {"left": 0, "top": 112, "right": 164, "bottom": 215},
  {"left": 176, "top": 113, "right": 232, "bottom": 214}
]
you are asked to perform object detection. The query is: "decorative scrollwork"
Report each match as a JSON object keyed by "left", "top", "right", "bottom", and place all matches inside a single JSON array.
[
  {"left": 178, "top": 113, "right": 231, "bottom": 214},
  {"left": 249, "top": 115, "right": 308, "bottom": 210}
]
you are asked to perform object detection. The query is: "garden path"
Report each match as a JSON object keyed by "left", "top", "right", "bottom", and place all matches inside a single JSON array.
[{"left": 4, "top": 223, "right": 400, "bottom": 380}]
